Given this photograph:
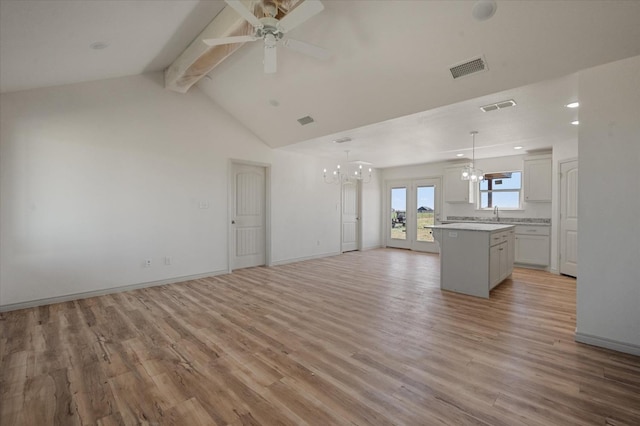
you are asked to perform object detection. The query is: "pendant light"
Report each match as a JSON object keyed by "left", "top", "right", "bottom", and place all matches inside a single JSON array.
[{"left": 461, "top": 131, "right": 484, "bottom": 182}]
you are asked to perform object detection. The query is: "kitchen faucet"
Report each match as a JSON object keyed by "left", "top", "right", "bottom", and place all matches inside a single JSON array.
[{"left": 493, "top": 205, "right": 499, "bottom": 221}]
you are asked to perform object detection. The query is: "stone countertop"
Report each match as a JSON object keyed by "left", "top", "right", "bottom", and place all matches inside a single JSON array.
[
  {"left": 442, "top": 220, "right": 550, "bottom": 226},
  {"left": 428, "top": 223, "right": 515, "bottom": 232}
]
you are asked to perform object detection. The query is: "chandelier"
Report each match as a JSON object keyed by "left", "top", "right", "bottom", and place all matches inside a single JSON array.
[
  {"left": 323, "top": 150, "right": 372, "bottom": 184},
  {"left": 461, "top": 131, "right": 484, "bottom": 182}
]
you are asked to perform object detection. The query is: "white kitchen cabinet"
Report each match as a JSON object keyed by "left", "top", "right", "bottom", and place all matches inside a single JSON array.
[
  {"left": 506, "top": 229, "right": 515, "bottom": 270},
  {"left": 524, "top": 157, "right": 552, "bottom": 202},
  {"left": 514, "top": 225, "right": 550, "bottom": 266},
  {"left": 431, "top": 223, "right": 515, "bottom": 298},
  {"left": 490, "top": 230, "right": 514, "bottom": 289},
  {"left": 444, "top": 167, "right": 474, "bottom": 203}
]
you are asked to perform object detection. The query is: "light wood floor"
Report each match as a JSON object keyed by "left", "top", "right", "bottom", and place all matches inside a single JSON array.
[{"left": 1, "top": 249, "right": 639, "bottom": 425}]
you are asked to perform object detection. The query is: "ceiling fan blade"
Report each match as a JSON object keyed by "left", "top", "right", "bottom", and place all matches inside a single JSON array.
[
  {"left": 264, "top": 45, "right": 277, "bottom": 74},
  {"left": 203, "top": 35, "right": 257, "bottom": 46},
  {"left": 282, "top": 38, "right": 330, "bottom": 60},
  {"left": 225, "top": 0, "right": 263, "bottom": 29},
  {"left": 278, "top": 0, "right": 324, "bottom": 33}
]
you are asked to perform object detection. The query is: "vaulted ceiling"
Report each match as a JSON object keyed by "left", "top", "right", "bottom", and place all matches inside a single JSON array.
[{"left": 2, "top": 1, "right": 640, "bottom": 168}]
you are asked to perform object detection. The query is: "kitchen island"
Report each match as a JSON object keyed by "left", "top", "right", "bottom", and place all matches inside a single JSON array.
[{"left": 430, "top": 223, "right": 515, "bottom": 298}]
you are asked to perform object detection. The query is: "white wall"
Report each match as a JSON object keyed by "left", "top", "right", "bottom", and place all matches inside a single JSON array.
[
  {"left": 576, "top": 55, "right": 640, "bottom": 354},
  {"left": 361, "top": 171, "right": 383, "bottom": 250},
  {"left": 0, "top": 73, "right": 341, "bottom": 308}
]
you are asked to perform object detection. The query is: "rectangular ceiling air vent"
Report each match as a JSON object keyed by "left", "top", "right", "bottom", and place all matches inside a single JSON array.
[
  {"left": 297, "top": 115, "right": 315, "bottom": 125},
  {"left": 333, "top": 137, "right": 352, "bottom": 144},
  {"left": 449, "top": 56, "right": 487, "bottom": 79},
  {"left": 480, "top": 99, "right": 517, "bottom": 112}
]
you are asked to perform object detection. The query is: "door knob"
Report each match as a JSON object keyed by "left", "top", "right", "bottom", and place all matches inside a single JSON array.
[{"left": 231, "top": 220, "right": 236, "bottom": 224}]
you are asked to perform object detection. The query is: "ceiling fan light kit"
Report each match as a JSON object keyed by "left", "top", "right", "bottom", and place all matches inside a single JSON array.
[{"left": 203, "top": 0, "right": 329, "bottom": 74}]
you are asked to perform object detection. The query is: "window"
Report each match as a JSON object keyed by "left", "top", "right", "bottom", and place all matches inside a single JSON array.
[{"left": 479, "top": 171, "right": 522, "bottom": 209}]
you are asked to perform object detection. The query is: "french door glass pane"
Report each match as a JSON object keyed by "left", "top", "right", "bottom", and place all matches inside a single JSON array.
[
  {"left": 416, "top": 186, "right": 435, "bottom": 242},
  {"left": 390, "top": 187, "right": 407, "bottom": 240}
]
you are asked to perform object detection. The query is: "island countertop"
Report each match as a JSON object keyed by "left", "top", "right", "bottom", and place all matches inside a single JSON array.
[{"left": 428, "top": 223, "right": 515, "bottom": 232}]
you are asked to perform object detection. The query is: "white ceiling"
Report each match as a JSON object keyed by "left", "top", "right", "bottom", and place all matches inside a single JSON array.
[
  {"left": 0, "top": 0, "right": 225, "bottom": 92},
  {"left": 1, "top": 1, "right": 639, "bottom": 169},
  {"left": 282, "top": 73, "right": 579, "bottom": 168}
]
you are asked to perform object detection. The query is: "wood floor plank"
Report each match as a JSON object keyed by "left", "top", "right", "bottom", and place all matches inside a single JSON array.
[{"left": 2, "top": 248, "right": 640, "bottom": 425}]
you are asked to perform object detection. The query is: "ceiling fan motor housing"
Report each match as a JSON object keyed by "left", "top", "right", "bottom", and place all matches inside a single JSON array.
[{"left": 255, "top": 17, "right": 284, "bottom": 40}]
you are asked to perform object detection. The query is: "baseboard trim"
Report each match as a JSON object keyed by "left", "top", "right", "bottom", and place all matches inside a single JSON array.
[
  {"left": 0, "top": 270, "right": 228, "bottom": 313},
  {"left": 362, "top": 244, "right": 382, "bottom": 251},
  {"left": 575, "top": 331, "right": 640, "bottom": 356},
  {"left": 514, "top": 263, "right": 549, "bottom": 272},
  {"left": 271, "top": 251, "right": 340, "bottom": 266}
]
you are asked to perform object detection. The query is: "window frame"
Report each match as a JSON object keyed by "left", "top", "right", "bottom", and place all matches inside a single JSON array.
[{"left": 477, "top": 170, "right": 523, "bottom": 210}]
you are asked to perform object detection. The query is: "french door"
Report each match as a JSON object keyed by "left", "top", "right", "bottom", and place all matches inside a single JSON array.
[{"left": 386, "top": 178, "right": 441, "bottom": 252}]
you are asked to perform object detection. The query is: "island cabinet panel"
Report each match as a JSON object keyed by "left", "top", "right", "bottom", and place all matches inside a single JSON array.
[{"left": 431, "top": 223, "right": 515, "bottom": 298}]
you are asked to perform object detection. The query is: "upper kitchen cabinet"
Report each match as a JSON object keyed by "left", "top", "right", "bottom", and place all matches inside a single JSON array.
[
  {"left": 444, "top": 167, "right": 474, "bottom": 203},
  {"left": 523, "top": 155, "right": 552, "bottom": 202}
]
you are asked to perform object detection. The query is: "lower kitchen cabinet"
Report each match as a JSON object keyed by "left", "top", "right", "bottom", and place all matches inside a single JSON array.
[
  {"left": 514, "top": 225, "right": 550, "bottom": 267},
  {"left": 490, "top": 229, "right": 514, "bottom": 289},
  {"left": 432, "top": 223, "right": 515, "bottom": 298}
]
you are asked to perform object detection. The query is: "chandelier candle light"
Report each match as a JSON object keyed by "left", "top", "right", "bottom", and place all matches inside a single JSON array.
[
  {"left": 323, "top": 150, "right": 372, "bottom": 184},
  {"left": 461, "top": 131, "right": 484, "bottom": 182}
]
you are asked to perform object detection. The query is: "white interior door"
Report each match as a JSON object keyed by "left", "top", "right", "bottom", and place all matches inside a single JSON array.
[
  {"left": 232, "top": 163, "right": 266, "bottom": 269},
  {"left": 560, "top": 160, "right": 578, "bottom": 277},
  {"left": 341, "top": 181, "right": 359, "bottom": 252}
]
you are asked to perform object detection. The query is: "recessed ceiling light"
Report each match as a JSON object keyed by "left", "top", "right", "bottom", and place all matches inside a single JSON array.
[
  {"left": 456, "top": 153, "right": 465, "bottom": 157},
  {"left": 566, "top": 101, "right": 579, "bottom": 108},
  {"left": 571, "top": 120, "right": 580, "bottom": 125},
  {"left": 514, "top": 146, "right": 523, "bottom": 150},
  {"left": 89, "top": 41, "right": 109, "bottom": 50}
]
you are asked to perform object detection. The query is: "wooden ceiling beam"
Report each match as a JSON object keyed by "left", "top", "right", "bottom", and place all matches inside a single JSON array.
[
  {"left": 164, "top": 0, "right": 260, "bottom": 94},
  {"left": 165, "top": 0, "right": 303, "bottom": 94}
]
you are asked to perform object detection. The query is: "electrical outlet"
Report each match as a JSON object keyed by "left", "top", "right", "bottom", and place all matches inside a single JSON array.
[
  {"left": 317, "top": 240, "right": 320, "bottom": 246},
  {"left": 164, "top": 257, "right": 172, "bottom": 265},
  {"left": 144, "top": 259, "right": 152, "bottom": 267}
]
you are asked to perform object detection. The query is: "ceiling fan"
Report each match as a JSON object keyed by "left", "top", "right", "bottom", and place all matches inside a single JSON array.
[{"left": 203, "top": 0, "right": 329, "bottom": 74}]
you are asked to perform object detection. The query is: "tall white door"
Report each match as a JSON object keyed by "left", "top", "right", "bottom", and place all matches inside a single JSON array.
[
  {"left": 412, "top": 178, "right": 441, "bottom": 253},
  {"left": 232, "top": 163, "right": 266, "bottom": 269},
  {"left": 387, "top": 181, "right": 411, "bottom": 249},
  {"left": 560, "top": 160, "right": 578, "bottom": 277},
  {"left": 341, "top": 181, "right": 359, "bottom": 252}
]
